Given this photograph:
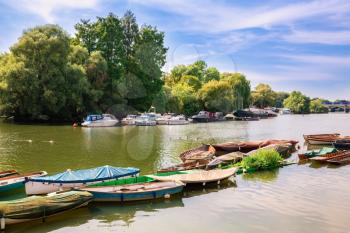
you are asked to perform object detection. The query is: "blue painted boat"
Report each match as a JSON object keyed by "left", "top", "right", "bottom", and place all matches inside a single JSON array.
[
  {"left": 25, "top": 165, "right": 139, "bottom": 195},
  {"left": 81, "top": 180, "right": 184, "bottom": 202},
  {"left": 0, "top": 171, "right": 47, "bottom": 194}
]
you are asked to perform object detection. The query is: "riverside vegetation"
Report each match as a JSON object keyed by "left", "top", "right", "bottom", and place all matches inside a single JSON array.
[{"left": 0, "top": 11, "right": 336, "bottom": 122}]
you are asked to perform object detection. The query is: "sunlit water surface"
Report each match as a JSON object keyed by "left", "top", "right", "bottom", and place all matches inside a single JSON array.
[{"left": 1, "top": 114, "right": 350, "bottom": 233}]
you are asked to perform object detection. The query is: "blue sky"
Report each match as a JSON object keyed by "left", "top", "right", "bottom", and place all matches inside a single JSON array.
[{"left": 1, "top": 0, "right": 350, "bottom": 100}]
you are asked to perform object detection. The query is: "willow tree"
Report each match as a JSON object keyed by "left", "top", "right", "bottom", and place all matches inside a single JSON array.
[
  {"left": 0, "top": 25, "right": 91, "bottom": 121},
  {"left": 198, "top": 80, "right": 234, "bottom": 113},
  {"left": 221, "top": 72, "right": 251, "bottom": 109}
]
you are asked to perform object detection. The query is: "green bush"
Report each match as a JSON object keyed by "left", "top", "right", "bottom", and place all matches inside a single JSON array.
[{"left": 241, "top": 149, "right": 283, "bottom": 171}]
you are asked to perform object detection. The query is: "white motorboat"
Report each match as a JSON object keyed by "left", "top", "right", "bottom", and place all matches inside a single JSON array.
[
  {"left": 156, "top": 114, "right": 172, "bottom": 125},
  {"left": 135, "top": 114, "right": 157, "bottom": 126},
  {"left": 168, "top": 115, "right": 189, "bottom": 125},
  {"left": 281, "top": 108, "right": 292, "bottom": 115},
  {"left": 81, "top": 114, "right": 118, "bottom": 127},
  {"left": 121, "top": 115, "right": 137, "bottom": 125}
]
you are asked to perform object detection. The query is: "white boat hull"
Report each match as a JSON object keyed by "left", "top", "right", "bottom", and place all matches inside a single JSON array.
[
  {"left": 82, "top": 120, "right": 118, "bottom": 127},
  {"left": 135, "top": 121, "right": 156, "bottom": 126},
  {"left": 168, "top": 120, "right": 189, "bottom": 125},
  {"left": 25, "top": 182, "right": 90, "bottom": 195}
]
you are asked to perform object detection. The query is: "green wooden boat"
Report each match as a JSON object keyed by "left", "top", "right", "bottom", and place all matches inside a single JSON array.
[
  {"left": 0, "top": 191, "right": 93, "bottom": 230},
  {"left": 298, "top": 147, "right": 337, "bottom": 160},
  {"left": 0, "top": 171, "right": 47, "bottom": 195}
]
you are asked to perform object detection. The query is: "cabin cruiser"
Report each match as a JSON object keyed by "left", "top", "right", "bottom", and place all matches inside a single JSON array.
[
  {"left": 191, "top": 111, "right": 223, "bottom": 123},
  {"left": 280, "top": 108, "right": 292, "bottom": 114},
  {"left": 135, "top": 113, "right": 157, "bottom": 126},
  {"left": 121, "top": 115, "right": 137, "bottom": 125},
  {"left": 156, "top": 114, "right": 172, "bottom": 125},
  {"left": 168, "top": 115, "right": 189, "bottom": 125},
  {"left": 81, "top": 114, "right": 119, "bottom": 127}
]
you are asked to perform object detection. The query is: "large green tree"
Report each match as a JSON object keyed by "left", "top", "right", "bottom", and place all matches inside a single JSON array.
[
  {"left": 283, "top": 91, "right": 310, "bottom": 114},
  {"left": 310, "top": 98, "right": 328, "bottom": 113},
  {"left": 275, "top": 92, "right": 289, "bottom": 108},
  {"left": 221, "top": 72, "right": 251, "bottom": 109},
  {"left": 75, "top": 12, "right": 167, "bottom": 114},
  {"left": 251, "top": 83, "right": 276, "bottom": 108},
  {"left": 0, "top": 25, "right": 91, "bottom": 121},
  {"left": 198, "top": 80, "right": 234, "bottom": 113}
]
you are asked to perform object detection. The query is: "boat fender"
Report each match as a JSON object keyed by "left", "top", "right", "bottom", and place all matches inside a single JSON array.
[
  {"left": 0, "top": 215, "right": 5, "bottom": 230},
  {"left": 202, "top": 182, "right": 206, "bottom": 186},
  {"left": 164, "top": 194, "right": 170, "bottom": 199}
]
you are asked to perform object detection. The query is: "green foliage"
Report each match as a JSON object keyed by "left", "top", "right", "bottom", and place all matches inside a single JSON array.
[
  {"left": 163, "top": 63, "right": 251, "bottom": 115},
  {"left": 0, "top": 11, "right": 167, "bottom": 121},
  {"left": 275, "top": 92, "right": 289, "bottom": 108},
  {"left": 0, "top": 25, "right": 92, "bottom": 121},
  {"left": 198, "top": 80, "right": 234, "bottom": 112},
  {"left": 204, "top": 67, "right": 220, "bottom": 82},
  {"left": 283, "top": 91, "right": 310, "bottom": 114},
  {"left": 221, "top": 72, "right": 251, "bottom": 109},
  {"left": 251, "top": 83, "right": 276, "bottom": 108},
  {"left": 310, "top": 98, "right": 328, "bottom": 113},
  {"left": 179, "top": 75, "right": 202, "bottom": 90},
  {"left": 186, "top": 60, "right": 207, "bottom": 82},
  {"left": 241, "top": 149, "right": 283, "bottom": 171}
]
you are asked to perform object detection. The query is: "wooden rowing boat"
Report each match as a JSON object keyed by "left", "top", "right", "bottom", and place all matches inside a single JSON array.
[
  {"left": 333, "top": 139, "right": 350, "bottom": 150},
  {"left": 148, "top": 167, "right": 237, "bottom": 185},
  {"left": 212, "top": 140, "right": 298, "bottom": 154},
  {"left": 298, "top": 147, "right": 337, "bottom": 160},
  {"left": 207, "top": 152, "right": 245, "bottom": 168},
  {"left": 245, "top": 143, "right": 296, "bottom": 157},
  {"left": 303, "top": 133, "right": 340, "bottom": 141},
  {"left": 81, "top": 181, "right": 184, "bottom": 202},
  {"left": 25, "top": 165, "right": 139, "bottom": 195},
  {"left": 309, "top": 151, "right": 350, "bottom": 162},
  {"left": 0, "top": 170, "right": 18, "bottom": 179},
  {"left": 327, "top": 156, "right": 350, "bottom": 165},
  {"left": 0, "top": 191, "right": 93, "bottom": 230},
  {"left": 0, "top": 171, "right": 47, "bottom": 194},
  {"left": 306, "top": 137, "right": 339, "bottom": 145},
  {"left": 158, "top": 159, "right": 209, "bottom": 173},
  {"left": 179, "top": 145, "right": 216, "bottom": 162}
]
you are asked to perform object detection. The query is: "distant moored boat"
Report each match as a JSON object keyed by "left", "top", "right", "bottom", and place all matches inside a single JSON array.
[{"left": 81, "top": 114, "right": 119, "bottom": 127}]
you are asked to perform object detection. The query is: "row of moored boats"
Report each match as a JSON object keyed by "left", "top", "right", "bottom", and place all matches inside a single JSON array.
[
  {"left": 80, "top": 108, "right": 286, "bottom": 127},
  {"left": 299, "top": 133, "right": 350, "bottom": 164},
  {"left": 0, "top": 138, "right": 299, "bottom": 230}
]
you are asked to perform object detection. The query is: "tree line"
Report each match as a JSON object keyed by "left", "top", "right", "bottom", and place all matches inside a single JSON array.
[
  {"left": 0, "top": 11, "right": 166, "bottom": 122},
  {"left": 0, "top": 11, "right": 333, "bottom": 122}
]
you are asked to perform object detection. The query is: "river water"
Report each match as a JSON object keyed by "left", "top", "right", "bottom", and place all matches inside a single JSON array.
[{"left": 1, "top": 114, "right": 350, "bottom": 233}]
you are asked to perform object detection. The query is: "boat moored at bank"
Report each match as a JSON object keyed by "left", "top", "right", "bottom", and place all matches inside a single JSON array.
[
  {"left": 81, "top": 180, "right": 184, "bottom": 202},
  {"left": 0, "top": 191, "right": 93, "bottom": 229},
  {"left": 25, "top": 165, "right": 139, "bottom": 195},
  {"left": 81, "top": 114, "right": 119, "bottom": 127}
]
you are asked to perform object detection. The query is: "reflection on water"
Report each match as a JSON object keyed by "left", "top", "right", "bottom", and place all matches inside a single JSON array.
[
  {"left": 1, "top": 114, "right": 350, "bottom": 233},
  {"left": 242, "top": 169, "right": 279, "bottom": 182}
]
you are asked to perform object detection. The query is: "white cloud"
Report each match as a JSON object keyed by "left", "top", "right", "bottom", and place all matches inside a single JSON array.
[
  {"left": 281, "top": 54, "right": 350, "bottom": 66},
  {"left": 129, "top": 0, "right": 350, "bottom": 32},
  {"left": 283, "top": 29, "right": 350, "bottom": 45},
  {"left": 4, "top": 0, "right": 99, "bottom": 22}
]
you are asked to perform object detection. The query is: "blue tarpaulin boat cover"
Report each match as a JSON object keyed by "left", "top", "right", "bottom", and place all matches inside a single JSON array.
[{"left": 28, "top": 165, "right": 139, "bottom": 184}]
